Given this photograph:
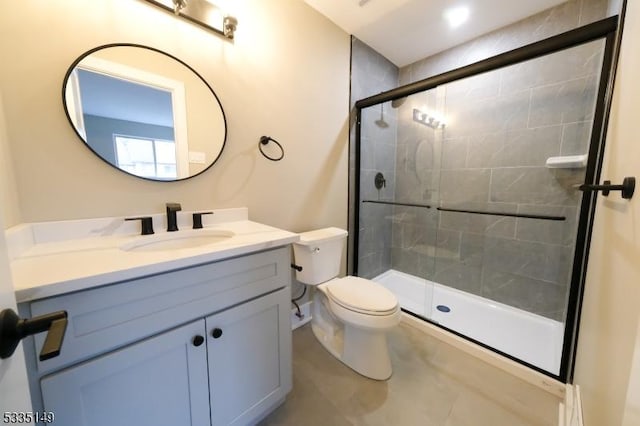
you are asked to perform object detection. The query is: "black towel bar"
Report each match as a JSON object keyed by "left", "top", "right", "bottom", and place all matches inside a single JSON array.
[{"left": 578, "top": 177, "right": 635, "bottom": 199}]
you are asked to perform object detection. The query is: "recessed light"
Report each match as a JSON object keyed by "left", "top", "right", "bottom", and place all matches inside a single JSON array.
[{"left": 444, "top": 6, "right": 470, "bottom": 28}]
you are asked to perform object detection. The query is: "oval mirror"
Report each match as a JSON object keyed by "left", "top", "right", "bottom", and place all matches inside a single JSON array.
[{"left": 62, "top": 44, "right": 226, "bottom": 181}]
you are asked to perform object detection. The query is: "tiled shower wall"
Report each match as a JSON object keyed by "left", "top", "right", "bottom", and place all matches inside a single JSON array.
[
  {"left": 391, "top": 41, "right": 603, "bottom": 321},
  {"left": 350, "top": 38, "right": 399, "bottom": 279}
]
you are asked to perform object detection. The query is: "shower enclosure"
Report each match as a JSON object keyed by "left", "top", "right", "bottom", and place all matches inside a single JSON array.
[{"left": 352, "top": 17, "right": 619, "bottom": 380}]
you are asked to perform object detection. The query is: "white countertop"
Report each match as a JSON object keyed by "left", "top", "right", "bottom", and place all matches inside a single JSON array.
[{"left": 7, "top": 208, "right": 299, "bottom": 303}]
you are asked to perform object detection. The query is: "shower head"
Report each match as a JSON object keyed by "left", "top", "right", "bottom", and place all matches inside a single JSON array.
[{"left": 374, "top": 104, "right": 389, "bottom": 128}]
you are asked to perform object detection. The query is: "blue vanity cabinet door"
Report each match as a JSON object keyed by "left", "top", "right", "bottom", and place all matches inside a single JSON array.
[
  {"left": 40, "top": 319, "right": 211, "bottom": 426},
  {"left": 207, "top": 287, "right": 292, "bottom": 426}
]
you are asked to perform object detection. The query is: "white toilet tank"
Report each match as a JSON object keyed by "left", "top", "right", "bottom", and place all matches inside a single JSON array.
[{"left": 293, "top": 227, "right": 348, "bottom": 285}]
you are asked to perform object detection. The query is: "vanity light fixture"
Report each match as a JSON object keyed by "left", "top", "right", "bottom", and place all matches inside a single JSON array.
[
  {"left": 173, "top": 0, "right": 187, "bottom": 14},
  {"left": 413, "top": 108, "right": 445, "bottom": 129},
  {"left": 145, "top": 0, "right": 238, "bottom": 40},
  {"left": 223, "top": 15, "right": 238, "bottom": 39}
]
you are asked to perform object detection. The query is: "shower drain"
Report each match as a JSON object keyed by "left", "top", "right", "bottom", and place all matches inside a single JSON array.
[{"left": 436, "top": 305, "right": 451, "bottom": 313}]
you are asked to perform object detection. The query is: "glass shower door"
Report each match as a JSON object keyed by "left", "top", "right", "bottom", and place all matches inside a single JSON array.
[
  {"left": 356, "top": 96, "right": 437, "bottom": 320},
  {"left": 429, "top": 39, "right": 605, "bottom": 374},
  {"left": 356, "top": 38, "right": 608, "bottom": 377}
]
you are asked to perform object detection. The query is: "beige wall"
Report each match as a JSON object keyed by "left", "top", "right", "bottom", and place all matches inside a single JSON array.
[
  {"left": 0, "top": 0, "right": 350, "bottom": 232},
  {"left": 0, "top": 92, "right": 21, "bottom": 227},
  {"left": 574, "top": 1, "right": 640, "bottom": 425}
]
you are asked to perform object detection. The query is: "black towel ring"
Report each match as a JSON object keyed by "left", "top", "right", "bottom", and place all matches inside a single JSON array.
[{"left": 259, "top": 136, "right": 284, "bottom": 161}]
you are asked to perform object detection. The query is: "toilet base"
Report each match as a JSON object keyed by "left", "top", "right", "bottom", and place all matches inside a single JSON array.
[
  {"left": 310, "top": 296, "right": 397, "bottom": 381},
  {"left": 342, "top": 325, "right": 393, "bottom": 380}
]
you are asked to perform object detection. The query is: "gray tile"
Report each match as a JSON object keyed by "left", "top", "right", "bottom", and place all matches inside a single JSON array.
[
  {"left": 395, "top": 173, "right": 436, "bottom": 204},
  {"left": 444, "top": 90, "right": 530, "bottom": 139},
  {"left": 579, "top": 0, "right": 610, "bottom": 25},
  {"left": 435, "top": 228, "right": 461, "bottom": 261},
  {"left": 391, "top": 247, "right": 425, "bottom": 278},
  {"left": 465, "top": 125, "right": 562, "bottom": 169},
  {"left": 527, "top": 0, "right": 581, "bottom": 39},
  {"left": 515, "top": 204, "right": 579, "bottom": 246},
  {"left": 444, "top": 70, "right": 501, "bottom": 103},
  {"left": 489, "top": 167, "right": 584, "bottom": 206},
  {"left": 390, "top": 206, "right": 438, "bottom": 228},
  {"left": 433, "top": 258, "right": 483, "bottom": 295},
  {"left": 350, "top": 38, "right": 399, "bottom": 99},
  {"left": 481, "top": 269, "right": 568, "bottom": 321},
  {"left": 358, "top": 220, "right": 390, "bottom": 255},
  {"left": 441, "top": 137, "right": 468, "bottom": 169},
  {"left": 438, "top": 202, "right": 517, "bottom": 239},
  {"left": 459, "top": 232, "right": 485, "bottom": 267},
  {"left": 528, "top": 75, "right": 599, "bottom": 128},
  {"left": 399, "top": 223, "right": 438, "bottom": 251},
  {"left": 440, "top": 169, "right": 491, "bottom": 204},
  {"left": 561, "top": 121, "right": 592, "bottom": 155},
  {"left": 358, "top": 253, "right": 380, "bottom": 279},
  {"left": 499, "top": 40, "right": 603, "bottom": 94},
  {"left": 482, "top": 236, "right": 573, "bottom": 285},
  {"left": 359, "top": 202, "right": 391, "bottom": 229}
]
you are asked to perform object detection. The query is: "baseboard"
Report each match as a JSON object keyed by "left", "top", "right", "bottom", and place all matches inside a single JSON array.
[
  {"left": 291, "top": 301, "right": 312, "bottom": 330},
  {"left": 559, "top": 384, "right": 584, "bottom": 426}
]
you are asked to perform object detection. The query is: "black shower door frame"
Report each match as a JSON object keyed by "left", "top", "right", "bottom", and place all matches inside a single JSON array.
[{"left": 352, "top": 15, "right": 621, "bottom": 383}]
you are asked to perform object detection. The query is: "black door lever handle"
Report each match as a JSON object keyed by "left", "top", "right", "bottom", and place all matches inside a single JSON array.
[
  {"left": 578, "top": 177, "right": 635, "bottom": 199},
  {"left": 0, "top": 309, "right": 68, "bottom": 361}
]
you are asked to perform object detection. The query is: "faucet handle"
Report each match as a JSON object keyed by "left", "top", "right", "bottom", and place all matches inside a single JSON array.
[
  {"left": 192, "top": 212, "right": 214, "bottom": 229},
  {"left": 125, "top": 216, "right": 154, "bottom": 235}
]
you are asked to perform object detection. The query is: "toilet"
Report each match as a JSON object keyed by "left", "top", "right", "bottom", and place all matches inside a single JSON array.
[{"left": 292, "top": 227, "right": 401, "bottom": 380}]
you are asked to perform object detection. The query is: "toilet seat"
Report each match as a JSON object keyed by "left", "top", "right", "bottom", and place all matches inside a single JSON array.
[{"left": 325, "top": 277, "right": 398, "bottom": 316}]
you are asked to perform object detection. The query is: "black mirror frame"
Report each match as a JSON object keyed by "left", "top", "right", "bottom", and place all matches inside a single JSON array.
[{"left": 61, "top": 43, "right": 227, "bottom": 182}]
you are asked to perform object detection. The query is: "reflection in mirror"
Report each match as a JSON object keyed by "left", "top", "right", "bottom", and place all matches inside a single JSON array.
[{"left": 63, "top": 44, "right": 226, "bottom": 181}]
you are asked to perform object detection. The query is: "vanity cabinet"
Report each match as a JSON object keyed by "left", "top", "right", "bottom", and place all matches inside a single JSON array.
[
  {"left": 206, "top": 290, "right": 288, "bottom": 425},
  {"left": 19, "top": 247, "right": 292, "bottom": 426},
  {"left": 41, "top": 319, "right": 211, "bottom": 426}
]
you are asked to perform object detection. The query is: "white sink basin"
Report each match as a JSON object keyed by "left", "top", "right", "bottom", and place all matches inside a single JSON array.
[{"left": 121, "top": 229, "right": 235, "bottom": 252}]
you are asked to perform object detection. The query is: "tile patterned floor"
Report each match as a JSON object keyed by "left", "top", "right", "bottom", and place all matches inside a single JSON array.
[{"left": 260, "top": 322, "right": 559, "bottom": 426}]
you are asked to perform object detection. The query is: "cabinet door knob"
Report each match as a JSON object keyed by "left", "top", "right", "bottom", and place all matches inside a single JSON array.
[
  {"left": 192, "top": 335, "right": 204, "bottom": 347},
  {"left": 211, "top": 328, "right": 223, "bottom": 339}
]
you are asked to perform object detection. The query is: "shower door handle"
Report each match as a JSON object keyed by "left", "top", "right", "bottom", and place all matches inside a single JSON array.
[{"left": 578, "top": 177, "right": 635, "bottom": 199}]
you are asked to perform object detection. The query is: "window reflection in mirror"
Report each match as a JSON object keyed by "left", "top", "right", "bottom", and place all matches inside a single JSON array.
[
  {"left": 115, "top": 136, "right": 177, "bottom": 180},
  {"left": 63, "top": 44, "right": 226, "bottom": 181}
]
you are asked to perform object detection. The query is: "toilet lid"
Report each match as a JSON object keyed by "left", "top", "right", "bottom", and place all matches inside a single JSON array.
[{"left": 326, "top": 277, "right": 398, "bottom": 315}]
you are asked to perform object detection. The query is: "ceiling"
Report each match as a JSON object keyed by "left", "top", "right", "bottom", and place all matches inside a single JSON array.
[{"left": 304, "top": 0, "right": 568, "bottom": 67}]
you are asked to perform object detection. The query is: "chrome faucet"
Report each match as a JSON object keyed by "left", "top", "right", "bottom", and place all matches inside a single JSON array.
[{"left": 166, "top": 202, "right": 182, "bottom": 232}]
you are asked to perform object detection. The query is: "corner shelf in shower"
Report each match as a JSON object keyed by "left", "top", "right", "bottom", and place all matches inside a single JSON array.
[{"left": 545, "top": 154, "right": 588, "bottom": 168}]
